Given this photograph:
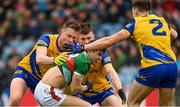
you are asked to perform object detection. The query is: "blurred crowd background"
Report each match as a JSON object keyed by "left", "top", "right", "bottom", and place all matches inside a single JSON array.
[{"left": 0, "top": 0, "right": 180, "bottom": 106}]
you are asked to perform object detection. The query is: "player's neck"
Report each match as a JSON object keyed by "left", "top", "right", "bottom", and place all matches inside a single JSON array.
[
  {"left": 138, "top": 12, "right": 150, "bottom": 17},
  {"left": 58, "top": 37, "right": 63, "bottom": 49}
]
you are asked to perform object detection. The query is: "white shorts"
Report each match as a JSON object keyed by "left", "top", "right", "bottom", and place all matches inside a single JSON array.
[{"left": 34, "top": 81, "right": 67, "bottom": 106}]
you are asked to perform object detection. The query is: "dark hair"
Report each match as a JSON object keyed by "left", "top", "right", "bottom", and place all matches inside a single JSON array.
[
  {"left": 62, "top": 21, "right": 81, "bottom": 32},
  {"left": 132, "top": 0, "right": 151, "bottom": 12},
  {"left": 80, "top": 23, "right": 92, "bottom": 35}
]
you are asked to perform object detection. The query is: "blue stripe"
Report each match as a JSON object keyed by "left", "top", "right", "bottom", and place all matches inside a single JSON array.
[
  {"left": 38, "top": 35, "right": 50, "bottom": 47},
  {"left": 16, "top": 66, "right": 41, "bottom": 80},
  {"left": 106, "top": 75, "right": 111, "bottom": 83},
  {"left": 30, "top": 50, "right": 42, "bottom": 77},
  {"left": 37, "top": 44, "right": 48, "bottom": 47},
  {"left": 122, "top": 18, "right": 135, "bottom": 35},
  {"left": 142, "top": 45, "right": 174, "bottom": 63},
  {"left": 101, "top": 51, "right": 112, "bottom": 65}
]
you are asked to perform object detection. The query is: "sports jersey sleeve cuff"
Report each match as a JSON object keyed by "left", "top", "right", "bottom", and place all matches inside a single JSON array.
[
  {"left": 37, "top": 44, "right": 48, "bottom": 48},
  {"left": 103, "top": 61, "right": 112, "bottom": 66},
  {"left": 121, "top": 29, "right": 131, "bottom": 36},
  {"left": 74, "top": 71, "right": 84, "bottom": 77}
]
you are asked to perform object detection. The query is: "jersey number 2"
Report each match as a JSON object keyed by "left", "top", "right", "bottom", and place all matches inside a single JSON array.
[{"left": 149, "top": 19, "right": 166, "bottom": 36}]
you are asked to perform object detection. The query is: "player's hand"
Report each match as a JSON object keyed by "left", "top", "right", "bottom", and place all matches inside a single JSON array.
[
  {"left": 72, "top": 92, "right": 82, "bottom": 98},
  {"left": 53, "top": 55, "right": 67, "bottom": 66},
  {"left": 83, "top": 81, "right": 95, "bottom": 93},
  {"left": 118, "top": 88, "right": 126, "bottom": 104},
  {"left": 64, "top": 43, "right": 84, "bottom": 53},
  {"left": 86, "top": 81, "right": 93, "bottom": 92}
]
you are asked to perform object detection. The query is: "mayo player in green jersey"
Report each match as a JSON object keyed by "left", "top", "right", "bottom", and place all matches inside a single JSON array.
[{"left": 34, "top": 50, "right": 103, "bottom": 106}]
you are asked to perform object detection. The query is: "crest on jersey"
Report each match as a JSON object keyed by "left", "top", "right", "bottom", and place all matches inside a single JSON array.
[{"left": 125, "top": 23, "right": 132, "bottom": 28}]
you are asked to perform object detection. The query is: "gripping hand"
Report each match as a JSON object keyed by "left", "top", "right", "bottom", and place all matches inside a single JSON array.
[
  {"left": 118, "top": 88, "right": 126, "bottom": 104},
  {"left": 53, "top": 55, "right": 67, "bottom": 66},
  {"left": 64, "top": 43, "right": 84, "bottom": 53},
  {"left": 82, "top": 81, "right": 95, "bottom": 93},
  {"left": 72, "top": 92, "right": 82, "bottom": 98}
]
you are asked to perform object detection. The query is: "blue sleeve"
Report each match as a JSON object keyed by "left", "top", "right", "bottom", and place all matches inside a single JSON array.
[
  {"left": 122, "top": 19, "right": 135, "bottom": 35},
  {"left": 101, "top": 51, "right": 112, "bottom": 66},
  {"left": 37, "top": 35, "right": 50, "bottom": 48}
]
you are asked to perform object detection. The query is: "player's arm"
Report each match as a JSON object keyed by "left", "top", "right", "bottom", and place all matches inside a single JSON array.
[
  {"left": 36, "top": 35, "right": 55, "bottom": 64},
  {"left": 101, "top": 52, "right": 123, "bottom": 90},
  {"left": 105, "top": 64, "right": 126, "bottom": 104},
  {"left": 84, "top": 30, "right": 129, "bottom": 51},
  {"left": 101, "top": 51, "right": 122, "bottom": 90},
  {"left": 170, "top": 28, "right": 178, "bottom": 40},
  {"left": 71, "top": 57, "right": 91, "bottom": 93},
  {"left": 104, "top": 64, "right": 122, "bottom": 91},
  {"left": 36, "top": 47, "right": 54, "bottom": 64},
  {"left": 83, "top": 19, "right": 135, "bottom": 51},
  {"left": 102, "top": 52, "right": 126, "bottom": 103},
  {"left": 70, "top": 74, "right": 88, "bottom": 93},
  {"left": 64, "top": 19, "right": 134, "bottom": 53},
  {"left": 36, "top": 35, "right": 67, "bottom": 65}
]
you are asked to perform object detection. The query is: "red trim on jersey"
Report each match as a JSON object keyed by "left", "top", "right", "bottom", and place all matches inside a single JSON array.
[
  {"left": 50, "top": 87, "right": 61, "bottom": 101},
  {"left": 66, "top": 57, "right": 75, "bottom": 73}
]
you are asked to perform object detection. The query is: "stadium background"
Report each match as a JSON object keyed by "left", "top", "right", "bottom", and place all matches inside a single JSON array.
[{"left": 0, "top": 0, "right": 179, "bottom": 106}]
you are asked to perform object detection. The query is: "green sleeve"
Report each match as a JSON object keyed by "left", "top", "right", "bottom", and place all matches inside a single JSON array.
[{"left": 74, "top": 52, "right": 91, "bottom": 76}]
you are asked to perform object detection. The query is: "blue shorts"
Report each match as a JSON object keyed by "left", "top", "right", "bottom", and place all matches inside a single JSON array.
[
  {"left": 78, "top": 87, "right": 115, "bottom": 105},
  {"left": 13, "top": 66, "right": 40, "bottom": 93},
  {"left": 135, "top": 63, "right": 178, "bottom": 88}
]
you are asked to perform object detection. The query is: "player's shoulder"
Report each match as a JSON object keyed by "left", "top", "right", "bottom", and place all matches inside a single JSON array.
[
  {"left": 45, "top": 34, "right": 60, "bottom": 43},
  {"left": 135, "top": 14, "right": 167, "bottom": 25},
  {"left": 101, "top": 51, "right": 109, "bottom": 59},
  {"left": 38, "top": 34, "right": 59, "bottom": 46},
  {"left": 150, "top": 14, "right": 165, "bottom": 19},
  {"left": 48, "top": 34, "right": 59, "bottom": 39},
  {"left": 79, "top": 52, "right": 89, "bottom": 60},
  {"left": 149, "top": 14, "right": 168, "bottom": 25},
  {"left": 40, "top": 34, "right": 59, "bottom": 38},
  {"left": 101, "top": 51, "right": 112, "bottom": 65}
]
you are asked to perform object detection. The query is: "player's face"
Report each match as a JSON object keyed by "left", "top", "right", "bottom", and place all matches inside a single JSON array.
[
  {"left": 132, "top": 7, "right": 138, "bottom": 17},
  {"left": 87, "top": 51, "right": 102, "bottom": 63},
  {"left": 61, "top": 28, "right": 78, "bottom": 45},
  {"left": 78, "top": 32, "right": 95, "bottom": 45}
]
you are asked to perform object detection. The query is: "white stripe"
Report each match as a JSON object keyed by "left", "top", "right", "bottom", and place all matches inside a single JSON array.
[{"left": 74, "top": 71, "right": 84, "bottom": 77}]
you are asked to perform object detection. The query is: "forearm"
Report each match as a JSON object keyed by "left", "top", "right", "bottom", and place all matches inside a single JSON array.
[
  {"left": 84, "top": 36, "right": 112, "bottom": 51},
  {"left": 105, "top": 64, "right": 122, "bottom": 90},
  {"left": 36, "top": 47, "right": 55, "bottom": 65},
  {"left": 36, "top": 55, "right": 54, "bottom": 65},
  {"left": 71, "top": 74, "right": 87, "bottom": 93},
  {"left": 71, "top": 84, "right": 88, "bottom": 93},
  {"left": 109, "top": 71, "right": 122, "bottom": 90},
  {"left": 84, "top": 30, "right": 128, "bottom": 51}
]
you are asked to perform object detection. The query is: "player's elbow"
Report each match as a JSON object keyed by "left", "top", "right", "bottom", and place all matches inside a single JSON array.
[
  {"left": 172, "top": 32, "right": 178, "bottom": 40},
  {"left": 171, "top": 29, "right": 178, "bottom": 40}
]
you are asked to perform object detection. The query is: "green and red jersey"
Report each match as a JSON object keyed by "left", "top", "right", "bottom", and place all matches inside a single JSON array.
[{"left": 61, "top": 52, "right": 91, "bottom": 88}]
